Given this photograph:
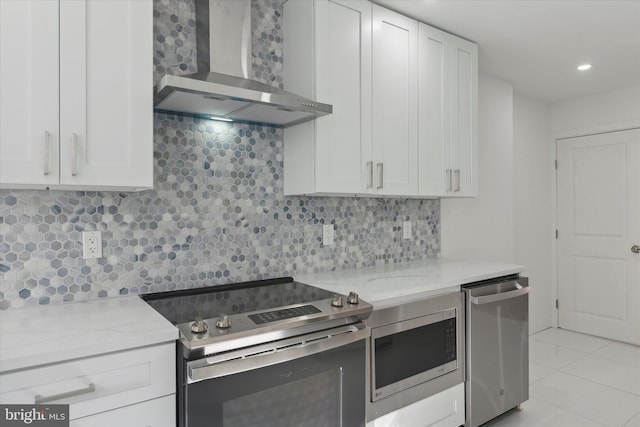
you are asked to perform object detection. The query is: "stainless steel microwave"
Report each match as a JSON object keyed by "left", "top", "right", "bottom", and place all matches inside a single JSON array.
[{"left": 366, "top": 291, "right": 464, "bottom": 421}]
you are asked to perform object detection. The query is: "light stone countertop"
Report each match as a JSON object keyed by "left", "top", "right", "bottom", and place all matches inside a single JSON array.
[
  {"left": 0, "top": 258, "right": 523, "bottom": 373},
  {"left": 296, "top": 258, "right": 524, "bottom": 309},
  {"left": 0, "top": 295, "right": 178, "bottom": 373}
]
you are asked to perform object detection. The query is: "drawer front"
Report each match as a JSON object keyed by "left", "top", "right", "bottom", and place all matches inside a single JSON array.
[
  {"left": 70, "top": 395, "right": 175, "bottom": 427},
  {"left": 0, "top": 343, "right": 175, "bottom": 420},
  {"left": 367, "top": 383, "right": 465, "bottom": 427}
]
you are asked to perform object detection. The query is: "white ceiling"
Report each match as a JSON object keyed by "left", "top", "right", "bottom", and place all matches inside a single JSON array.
[{"left": 374, "top": 0, "right": 640, "bottom": 103}]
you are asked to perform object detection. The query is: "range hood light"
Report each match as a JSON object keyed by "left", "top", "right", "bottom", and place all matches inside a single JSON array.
[{"left": 209, "top": 116, "right": 233, "bottom": 122}]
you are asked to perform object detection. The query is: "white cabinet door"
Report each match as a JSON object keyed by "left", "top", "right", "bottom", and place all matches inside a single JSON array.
[
  {"left": 283, "top": 0, "right": 371, "bottom": 195},
  {"left": 418, "top": 24, "right": 448, "bottom": 196},
  {"left": 372, "top": 5, "right": 418, "bottom": 196},
  {"left": 59, "top": 0, "right": 152, "bottom": 190},
  {"left": 315, "top": 0, "right": 372, "bottom": 194},
  {"left": 0, "top": 0, "right": 60, "bottom": 188},
  {"left": 449, "top": 36, "right": 477, "bottom": 197},
  {"left": 418, "top": 24, "right": 477, "bottom": 197}
]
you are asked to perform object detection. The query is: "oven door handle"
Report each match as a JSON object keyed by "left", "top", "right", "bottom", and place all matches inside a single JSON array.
[{"left": 187, "top": 323, "right": 369, "bottom": 383}]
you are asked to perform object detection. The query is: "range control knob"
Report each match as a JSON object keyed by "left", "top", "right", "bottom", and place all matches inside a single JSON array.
[
  {"left": 331, "top": 295, "right": 344, "bottom": 307},
  {"left": 191, "top": 317, "right": 208, "bottom": 334},
  {"left": 215, "top": 314, "right": 232, "bottom": 329},
  {"left": 347, "top": 292, "right": 360, "bottom": 305}
]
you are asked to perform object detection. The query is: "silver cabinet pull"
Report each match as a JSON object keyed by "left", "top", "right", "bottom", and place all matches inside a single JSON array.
[
  {"left": 377, "top": 163, "right": 383, "bottom": 189},
  {"left": 43, "top": 131, "right": 51, "bottom": 175},
  {"left": 366, "top": 161, "right": 373, "bottom": 189},
  {"left": 455, "top": 169, "right": 461, "bottom": 192},
  {"left": 446, "top": 169, "right": 452, "bottom": 192},
  {"left": 632, "top": 245, "right": 640, "bottom": 254},
  {"left": 35, "top": 383, "right": 95, "bottom": 404},
  {"left": 71, "top": 133, "right": 78, "bottom": 176}
]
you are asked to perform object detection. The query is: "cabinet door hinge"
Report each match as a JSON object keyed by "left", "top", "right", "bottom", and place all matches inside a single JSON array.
[
  {"left": 555, "top": 159, "right": 558, "bottom": 170},
  {"left": 555, "top": 299, "right": 559, "bottom": 309},
  {"left": 555, "top": 229, "right": 559, "bottom": 239}
]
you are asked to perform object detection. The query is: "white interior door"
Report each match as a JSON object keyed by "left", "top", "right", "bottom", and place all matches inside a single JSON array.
[{"left": 557, "top": 128, "right": 640, "bottom": 345}]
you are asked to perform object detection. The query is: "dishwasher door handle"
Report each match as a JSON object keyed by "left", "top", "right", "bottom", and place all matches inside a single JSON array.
[{"left": 470, "top": 284, "right": 530, "bottom": 305}]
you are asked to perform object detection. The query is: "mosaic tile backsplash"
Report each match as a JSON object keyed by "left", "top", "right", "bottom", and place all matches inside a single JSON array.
[{"left": 0, "top": 0, "right": 440, "bottom": 310}]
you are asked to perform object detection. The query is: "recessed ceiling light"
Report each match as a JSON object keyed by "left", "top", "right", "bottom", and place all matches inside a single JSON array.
[{"left": 577, "top": 64, "right": 592, "bottom": 71}]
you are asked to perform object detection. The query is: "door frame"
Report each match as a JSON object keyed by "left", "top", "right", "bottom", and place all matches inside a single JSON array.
[{"left": 552, "top": 121, "right": 640, "bottom": 329}]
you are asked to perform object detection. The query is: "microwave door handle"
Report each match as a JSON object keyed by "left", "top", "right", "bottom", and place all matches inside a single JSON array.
[
  {"left": 188, "top": 325, "right": 369, "bottom": 383},
  {"left": 469, "top": 284, "right": 530, "bottom": 305}
]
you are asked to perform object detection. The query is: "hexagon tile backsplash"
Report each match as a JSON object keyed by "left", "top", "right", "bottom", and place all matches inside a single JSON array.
[{"left": 0, "top": 0, "right": 440, "bottom": 310}]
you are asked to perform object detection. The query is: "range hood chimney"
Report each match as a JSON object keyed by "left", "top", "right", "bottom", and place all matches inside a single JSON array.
[{"left": 154, "top": 0, "right": 332, "bottom": 128}]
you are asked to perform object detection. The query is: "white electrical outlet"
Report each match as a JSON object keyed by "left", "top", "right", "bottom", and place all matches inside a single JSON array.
[
  {"left": 323, "top": 224, "right": 334, "bottom": 246},
  {"left": 403, "top": 221, "right": 412, "bottom": 239},
  {"left": 82, "top": 231, "right": 102, "bottom": 259}
]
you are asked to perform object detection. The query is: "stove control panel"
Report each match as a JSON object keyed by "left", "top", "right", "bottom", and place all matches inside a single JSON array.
[{"left": 248, "top": 304, "right": 321, "bottom": 324}]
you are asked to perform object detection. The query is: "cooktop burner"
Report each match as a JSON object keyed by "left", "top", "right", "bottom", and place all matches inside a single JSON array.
[{"left": 141, "top": 277, "right": 372, "bottom": 359}]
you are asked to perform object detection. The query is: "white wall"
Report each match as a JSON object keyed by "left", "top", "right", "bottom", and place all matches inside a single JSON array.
[
  {"left": 441, "top": 73, "right": 514, "bottom": 263},
  {"left": 551, "top": 85, "right": 640, "bottom": 137},
  {"left": 442, "top": 74, "right": 554, "bottom": 334},
  {"left": 513, "top": 94, "right": 553, "bottom": 333}
]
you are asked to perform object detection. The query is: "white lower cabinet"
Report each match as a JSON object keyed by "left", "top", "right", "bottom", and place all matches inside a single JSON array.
[
  {"left": 71, "top": 395, "right": 175, "bottom": 427},
  {"left": 0, "top": 343, "right": 175, "bottom": 423},
  {"left": 367, "top": 383, "right": 465, "bottom": 427}
]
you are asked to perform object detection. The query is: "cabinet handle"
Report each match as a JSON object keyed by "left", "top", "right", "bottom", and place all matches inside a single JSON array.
[
  {"left": 35, "top": 383, "right": 95, "bottom": 404},
  {"left": 366, "top": 161, "right": 373, "bottom": 189},
  {"left": 71, "top": 133, "right": 78, "bottom": 176},
  {"left": 447, "top": 169, "right": 452, "bottom": 192},
  {"left": 43, "top": 131, "right": 51, "bottom": 175},
  {"left": 376, "top": 163, "right": 383, "bottom": 189},
  {"left": 455, "top": 169, "right": 461, "bottom": 192}
]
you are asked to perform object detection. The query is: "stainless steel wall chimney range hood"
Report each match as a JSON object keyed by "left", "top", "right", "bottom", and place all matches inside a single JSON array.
[{"left": 154, "top": 0, "right": 332, "bottom": 128}]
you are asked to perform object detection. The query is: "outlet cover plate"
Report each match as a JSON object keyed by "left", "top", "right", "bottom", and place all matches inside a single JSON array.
[
  {"left": 403, "top": 221, "right": 412, "bottom": 239},
  {"left": 323, "top": 224, "right": 334, "bottom": 246},
  {"left": 82, "top": 231, "right": 102, "bottom": 259}
]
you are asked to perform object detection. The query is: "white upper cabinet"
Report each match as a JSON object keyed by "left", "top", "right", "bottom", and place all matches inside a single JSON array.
[
  {"left": 283, "top": 0, "right": 372, "bottom": 196},
  {"left": 0, "top": 0, "right": 153, "bottom": 191},
  {"left": 0, "top": 1, "right": 60, "bottom": 188},
  {"left": 418, "top": 24, "right": 478, "bottom": 197},
  {"left": 282, "top": 1, "right": 475, "bottom": 198},
  {"left": 371, "top": 4, "right": 418, "bottom": 196},
  {"left": 283, "top": 1, "right": 419, "bottom": 197}
]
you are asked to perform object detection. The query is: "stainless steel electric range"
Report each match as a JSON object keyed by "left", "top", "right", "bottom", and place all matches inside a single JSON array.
[{"left": 142, "top": 277, "right": 372, "bottom": 427}]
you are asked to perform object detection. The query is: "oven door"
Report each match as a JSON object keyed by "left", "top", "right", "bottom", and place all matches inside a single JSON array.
[
  {"left": 371, "top": 308, "right": 458, "bottom": 401},
  {"left": 180, "top": 323, "right": 368, "bottom": 427}
]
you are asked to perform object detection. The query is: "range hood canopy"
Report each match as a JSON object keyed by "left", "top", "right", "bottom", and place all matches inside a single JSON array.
[{"left": 154, "top": 0, "right": 332, "bottom": 128}]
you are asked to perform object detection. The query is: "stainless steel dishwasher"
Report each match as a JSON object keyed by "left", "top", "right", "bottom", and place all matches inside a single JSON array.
[{"left": 463, "top": 276, "right": 529, "bottom": 427}]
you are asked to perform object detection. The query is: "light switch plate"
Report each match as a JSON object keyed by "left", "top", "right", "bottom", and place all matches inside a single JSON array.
[
  {"left": 403, "top": 221, "right": 412, "bottom": 239},
  {"left": 323, "top": 224, "right": 334, "bottom": 246}
]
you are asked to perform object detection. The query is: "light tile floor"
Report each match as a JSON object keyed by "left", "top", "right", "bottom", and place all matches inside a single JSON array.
[{"left": 483, "top": 328, "right": 640, "bottom": 427}]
